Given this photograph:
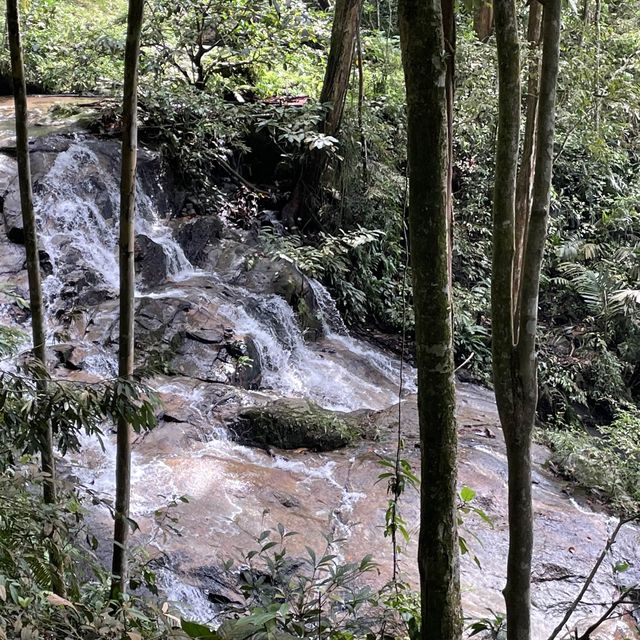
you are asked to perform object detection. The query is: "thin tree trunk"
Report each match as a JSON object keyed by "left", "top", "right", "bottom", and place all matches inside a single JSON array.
[
  {"left": 512, "top": 20, "right": 562, "bottom": 631},
  {"left": 578, "top": 0, "right": 590, "bottom": 43},
  {"left": 6, "top": 0, "right": 65, "bottom": 597},
  {"left": 492, "top": 0, "right": 520, "bottom": 417},
  {"left": 592, "top": 0, "right": 601, "bottom": 130},
  {"left": 442, "top": 0, "right": 455, "bottom": 292},
  {"left": 518, "top": 0, "right": 562, "bottom": 371},
  {"left": 283, "top": 0, "right": 363, "bottom": 230},
  {"left": 513, "top": 0, "right": 542, "bottom": 328},
  {"left": 356, "top": 25, "right": 368, "bottom": 183},
  {"left": 492, "top": 1, "right": 562, "bottom": 638},
  {"left": 399, "top": 0, "right": 461, "bottom": 638},
  {"left": 492, "top": 0, "right": 524, "bottom": 636},
  {"left": 473, "top": 0, "right": 494, "bottom": 42},
  {"left": 319, "top": 0, "right": 362, "bottom": 137},
  {"left": 110, "top": 0, "right": 144, "bottom": 602}
]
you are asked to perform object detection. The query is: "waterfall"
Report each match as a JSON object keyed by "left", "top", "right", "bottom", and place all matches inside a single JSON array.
[
  {"left": 14, "top": 131, "right": 417, "bottom": 626},
  {"left": 219, "top": 290, "right": 405, "bottom": 412},
  {"left": 32, "top": 139, "right": 192, "bottom": 305},
  {"left": 27, "top": 135, "right": 412, "bottom": 414},
  {"left": 308, "top": 278, "right": 348, "bottom": 336}
]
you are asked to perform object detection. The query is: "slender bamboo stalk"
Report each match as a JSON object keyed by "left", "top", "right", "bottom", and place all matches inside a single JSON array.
[
  {"left": 110, "top": 0, "right": 144, "bottom": 601},
  {"left": 6, "top": 0, "right": 65, "bottom": 597}
]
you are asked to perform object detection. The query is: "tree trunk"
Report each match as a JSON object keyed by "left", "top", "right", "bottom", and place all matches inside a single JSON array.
[
  {"left": 399, "top": 0, "right": 462, "bottom": 638},
  {"left": 519, "top": 0, "right": 562, "bottom": 366},
  {"left": 513, "top": 0, "right": 542, "bottom": 322},
  {"left": 283, "top": 0, "right": 363, "bottom": 230},
  {"left": 356, "top": 25, "right": 368, "bottom": 183},
  {"left": 579, "top": 0, "right": 590, "bottom": 43},
  {"left": 442, "top": 0, "right": 455, "bottom": 291},
  {"left": 592, "top": 0, "right": 601, "bottom": 130},
  {"left": 492, "top": 1, "right": 562, "bottom": 638},
  {"left": 6, "top": 0, "right": 65, "bottom": 597},
  {"left": 110, "top": 0, "right": 144, "bottom": 602},
  {"left": 473, "top": 0, "right": 494, "bottom": 42}
]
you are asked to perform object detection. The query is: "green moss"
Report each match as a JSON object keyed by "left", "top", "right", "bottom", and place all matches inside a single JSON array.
[{"left": 233, "top": 399, "right": 361, "bottom": 451}]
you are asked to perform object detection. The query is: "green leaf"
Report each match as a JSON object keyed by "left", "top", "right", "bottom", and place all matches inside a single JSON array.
[
  {"left": 181, "top": 620, "right": 222, "bottom": 639},
  {"left": 460, "top": 486, "right": 476, "bottom": 503},
  {"left": 613, "top": 560, "right": 630, "bottom": 573}
]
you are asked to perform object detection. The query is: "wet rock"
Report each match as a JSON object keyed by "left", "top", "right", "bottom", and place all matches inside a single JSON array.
[
  {"left": 135, "top": 234, "right": 167, "bottom": 287},
  {"left": 0, "top": 154, "right": 18, "bottom": 195},
  {"left": 191, "top": 565, "right": 243, "bottom": 607},
  {"left": 103, "top": 288, "right": 263, "bottom": 389},
  {"left": 168, "top": 331, "right": 260, "bottom": 389},
  {"left": 1, "top": 188, "right": 23, "bottom": 244},
  {"left": 236, "top": 256, "right": 323, "bottom": 339},
  {"left": 232, "top": 399, "right": 360, "bottom": 451},
  {"left": 58, "top": 267, "right": 109, "bottom": 305},
  {"left": 51, "top": 343, "right": 89, "bottom": 370},
  {"left": 173, "top": 216, "right": 223, "bottom": 267},
  {"left": 76, "top": 284, "right": 116, "bottom": 307},
  {"left": 228, "top": 335, "right": 262, "bottom": 389},
  {"left": 185, "top": 328, "right": 225, "bottom": 344},
  {"left": 0, "top": 234, "right": 26, "bottom": 281},
  {"left": 272, "top": 491, "right": 302, "bottom": 509},
  {"left": 136, "top": 148, "right": 174, "bottom": 219}
]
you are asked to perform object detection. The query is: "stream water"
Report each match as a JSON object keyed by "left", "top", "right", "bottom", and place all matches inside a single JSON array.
[
  {"left": 0, "top": 102, "right": 637, "bottom": 638},
  {"left": 20, "top": 133, "right": 418, "bottom": 622}
]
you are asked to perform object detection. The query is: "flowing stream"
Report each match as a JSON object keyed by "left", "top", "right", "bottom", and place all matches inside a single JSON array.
[
  {"left": 22, "top": 134, "right": 417, "bottom": 622},
  {"left": 1, "top": 111, "right": 637, "bottom": 638}
]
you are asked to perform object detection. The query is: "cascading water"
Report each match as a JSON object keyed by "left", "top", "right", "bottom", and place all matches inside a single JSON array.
[
  {"left": 308, "top": 278, "right": 348, "bottom": 336},
  {"left": 33, "top": 139, "right": 192, "bottom": 306},
  {"left": 3, "top": 110, "right": 638, "bottom": 638},
  {"left": 29, "top": 135, "right": 412, "bottom": 414},
  {"left": 20, "top": 132, "right": 416, "bottom": 623},
  {"left": 218, "top": 288, "right": 411, "bottom": 412}
]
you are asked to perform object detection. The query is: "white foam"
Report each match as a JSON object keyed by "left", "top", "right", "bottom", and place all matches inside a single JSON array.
[{"left": 33, "top": 141, "right": 193, "bottom": 302}]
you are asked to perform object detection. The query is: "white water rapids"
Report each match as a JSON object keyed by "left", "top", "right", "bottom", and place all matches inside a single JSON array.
[
  {"left": 28, "top": 136, "right": 415, "bottom": 622},
  {"left": 2, "top": 112, "right": 638, "bottom": 638}
]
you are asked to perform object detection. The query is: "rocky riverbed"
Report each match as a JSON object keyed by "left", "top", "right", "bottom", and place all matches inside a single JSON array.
[{"left": 0, "top": 98, "right": 637, "bottom": 639}]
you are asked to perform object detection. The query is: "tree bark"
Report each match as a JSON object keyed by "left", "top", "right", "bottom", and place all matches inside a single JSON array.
[
  {"left": 473, "top": 0, "right": 494, "bottom": 42},
  {"left": 110, "top": 0, "right": 144, "bottom": 602},
  {"left": 513, "top": 0, "right": 542, "bottom": 327},
  {"left": 442, "top": 0, "right": 455, "bottom": 292},
  {"left": 492, "top": 0, "right": 520, "bottom": 413},
  {"left": 399, "top": 0, "right": 462, "bottom": 638},
  {"left": 492, "top": 1, "right": 561, "bottom": 639},
  {"left": 6, "top": 0, "right": 65, "bottom": 597},
  {"left": 518, "top": 0, "right": 561, "bottom": 367},
  {"left": 592, "top": 0, "right": 601, "bottom": 130},
  {"left": 283, "top": 0, "right": 363, "bottom": 230}
]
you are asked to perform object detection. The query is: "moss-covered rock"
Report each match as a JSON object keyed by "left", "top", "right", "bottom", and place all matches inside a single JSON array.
[
  {"left": 236, "top": 257, "right": 324, "bottom": 340},
  {"left": 232, "top": 399, "right": 361, "bottom": 451}
]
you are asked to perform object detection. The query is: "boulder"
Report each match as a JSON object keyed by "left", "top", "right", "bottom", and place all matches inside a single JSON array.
[
  {"left": 0, "top": 239, "right": 26, "bottom": 281},
  {"left": 173, "top": 216, "right": 223, "bottom": 267},
  {"left": 0, "top": 153, "right": 22, "bottom": 243},
  {"left": 232, "top": 399, "right": 360, "bottom": 451},
  {"left": 135, "top": 234, "right": 167, "bottom": 287},
  {"left": 129, "top": 289, "right": 262, "bottom": 389},
  {"left": 236, "top": 256, "right": 323, "bottom": 340},
  {"left": 50, "top": 342, "right": 100, "bottom": 371},
  {"left": 170, "top": 330, "right": 261, "bottom": 388}
]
